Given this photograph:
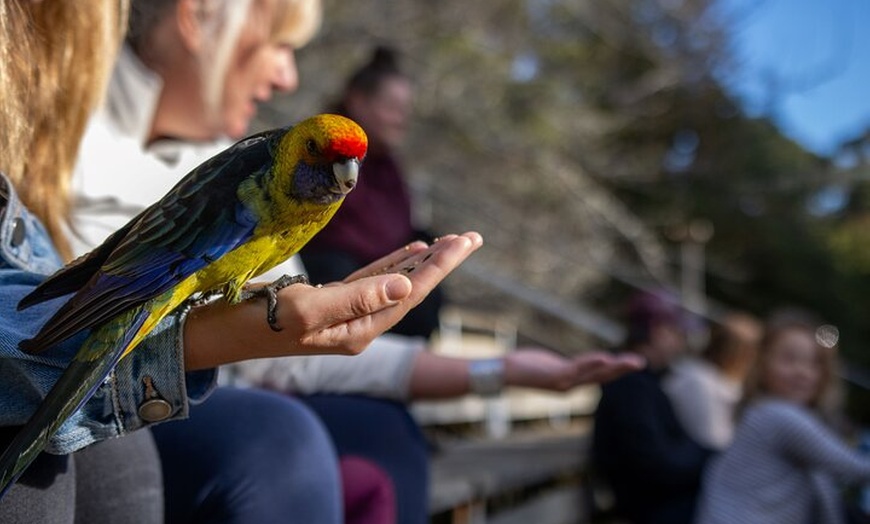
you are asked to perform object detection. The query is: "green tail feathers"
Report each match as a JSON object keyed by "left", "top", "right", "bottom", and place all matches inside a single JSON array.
[
  {"left": 0, "top": 310, "right": 145, "bottom": 498},
  {"left": 0, "top": 356, "right": 118, "bottom": 497}
]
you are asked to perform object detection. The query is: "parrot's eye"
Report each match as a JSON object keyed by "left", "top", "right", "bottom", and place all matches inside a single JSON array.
[{"left": 306, "top": 139, "right": 318, "bottom": 156}]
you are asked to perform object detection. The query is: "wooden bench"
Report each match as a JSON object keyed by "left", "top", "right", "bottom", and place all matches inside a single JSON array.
[
  {"left": 428, "top": 425, "right": 592, "bottom": 524},
  {"left": 416, "top": 307, "right": 605, "bottom": 522}
]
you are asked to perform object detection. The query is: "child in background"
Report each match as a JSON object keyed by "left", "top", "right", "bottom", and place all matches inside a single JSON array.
[{"left": 696, "top": 316, "right": 870, "bottom": 524}]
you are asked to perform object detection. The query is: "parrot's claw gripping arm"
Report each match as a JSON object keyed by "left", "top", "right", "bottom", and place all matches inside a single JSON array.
[{"left": 239, "top": 274, "right": 309, "bottom": 331}]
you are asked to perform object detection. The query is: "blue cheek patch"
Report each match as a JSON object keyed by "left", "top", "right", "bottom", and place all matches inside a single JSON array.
[{"left": 292, "top": 164, "right": 341, "bottom": 204}]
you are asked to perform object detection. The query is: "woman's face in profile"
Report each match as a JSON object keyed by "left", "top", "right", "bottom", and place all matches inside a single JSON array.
[{"left": 220, "top": 0, "right": 300, "bottom": 139}]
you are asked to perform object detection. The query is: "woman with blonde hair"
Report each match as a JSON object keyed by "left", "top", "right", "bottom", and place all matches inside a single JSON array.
[
  {"left": 695, "top": 315, "right": 870, "bottom": 524},
  {"left": 74, "top": 1, "right": 402, "bottom": 522},
  {"left": 73, "top": 0, "right": 322, "bottom": 250},
  {"left": 0, "top": 1, "right": 481, "bottom": 522}
]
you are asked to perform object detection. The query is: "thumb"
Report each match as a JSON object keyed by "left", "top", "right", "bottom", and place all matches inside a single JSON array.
[
  {"left": 317, "top": 274, "right": 412, "bottom": 325},
  {"left": 305, "top": 274, "right": 412, "bottom": 354}
]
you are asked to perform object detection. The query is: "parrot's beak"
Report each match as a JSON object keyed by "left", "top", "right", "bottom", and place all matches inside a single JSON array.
[{"left": 331, "top": 158, "right": 359, "bottom": 195}]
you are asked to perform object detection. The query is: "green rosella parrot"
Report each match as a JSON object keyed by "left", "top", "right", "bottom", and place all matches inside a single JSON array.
[{"left": 0, "top": 113, "right": 367, "bottom": 496}]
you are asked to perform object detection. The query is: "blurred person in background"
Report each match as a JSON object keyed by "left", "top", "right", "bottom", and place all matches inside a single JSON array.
[
  {"left": 695, "top": 314, "right": 870, "bottom": 524},
  {"left": 665, "top": 311, "right": 762, "bottom": 450},
  {"left": 299, "top": 45, "right": 443, "bottom": 340},
  {"left": 591, "top": 290, "right": 713, "bottom": 524}
]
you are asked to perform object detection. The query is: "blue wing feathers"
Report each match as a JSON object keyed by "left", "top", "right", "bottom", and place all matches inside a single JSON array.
[{"left": 17, "top": 128, "right": 284, "bottom": 354}]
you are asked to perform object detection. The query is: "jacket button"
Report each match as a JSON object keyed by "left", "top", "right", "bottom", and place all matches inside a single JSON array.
[
  {"left": 10, "top": 217, "right": 25, "bottom": 247},
  {"left": 138, "top": 375, "right": 172, "bottom": 422},
  {"left": 138, "top": 398, "right": 173, "bottom": 422}
]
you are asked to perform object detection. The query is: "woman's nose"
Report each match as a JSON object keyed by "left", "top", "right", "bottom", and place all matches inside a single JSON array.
[{"left": 272, "top": 48, "right": 299, "bottom": 93}]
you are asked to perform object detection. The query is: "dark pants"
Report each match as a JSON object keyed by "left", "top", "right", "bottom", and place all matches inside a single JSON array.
[
  {"left": 300, "top": 394, "right": 430, "bottom": 524},
  {"left": 0, "top": 428, "right": 162, "bottom": 524},
  {"left": 151, "top": 387, "right": 342, "bottom": 524}
]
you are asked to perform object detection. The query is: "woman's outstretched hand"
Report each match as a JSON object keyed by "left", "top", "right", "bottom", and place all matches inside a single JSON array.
[{"left": 504, "top": 348, "right": 646, "bottom": 392}]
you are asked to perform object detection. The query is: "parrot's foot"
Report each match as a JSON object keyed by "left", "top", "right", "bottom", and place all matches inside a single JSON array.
[
  {"left": 239, "top": 274, "right": 309, "bottom": 331},
  {"left": 188, "top": 289, "right": 224, "bottom": 307}
]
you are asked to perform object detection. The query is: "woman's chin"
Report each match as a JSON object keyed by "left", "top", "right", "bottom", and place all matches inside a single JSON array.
[{"left": 225, "top": 124, "right": 250, "bottom": 140}]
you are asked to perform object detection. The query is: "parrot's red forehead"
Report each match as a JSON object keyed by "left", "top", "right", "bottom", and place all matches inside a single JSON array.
[
  {"left": 327, "top": 130, "right": 368, "bottom": 160},
  {"left": 317, "top": 114, "right": 368, "bottom": 160}
]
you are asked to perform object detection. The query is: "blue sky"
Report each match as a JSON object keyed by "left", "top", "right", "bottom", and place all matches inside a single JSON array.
[{"left": 718, "top": 0, "right": 870, "bottom": 157}]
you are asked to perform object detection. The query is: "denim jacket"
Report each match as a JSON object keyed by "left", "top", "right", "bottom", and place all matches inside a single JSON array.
[{"left": 0, "top": 173, "right": 215, "bottom": 454}]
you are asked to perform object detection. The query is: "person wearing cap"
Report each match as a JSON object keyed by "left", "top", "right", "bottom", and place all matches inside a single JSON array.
[{"left": 591, "top": 291, "right": 714, "bottom": 524}]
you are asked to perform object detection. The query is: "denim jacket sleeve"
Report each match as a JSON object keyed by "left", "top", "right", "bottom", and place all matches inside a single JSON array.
[{"left": 0, "top": 174, "right": 216, "bottom": 454}]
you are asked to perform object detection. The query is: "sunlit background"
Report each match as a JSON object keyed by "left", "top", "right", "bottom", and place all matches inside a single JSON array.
[{"left": 259, "top": 0, "right": 870, "bottom": 421}]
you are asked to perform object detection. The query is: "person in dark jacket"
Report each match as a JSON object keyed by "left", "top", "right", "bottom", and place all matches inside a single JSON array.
[{"left": 591, "top": 291, "right": 713, "bottom": 524}]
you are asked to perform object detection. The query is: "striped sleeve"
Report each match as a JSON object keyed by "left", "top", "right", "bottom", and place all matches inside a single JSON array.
[{"left": 752, "top": 400, "right": 870, "bottom": 483}]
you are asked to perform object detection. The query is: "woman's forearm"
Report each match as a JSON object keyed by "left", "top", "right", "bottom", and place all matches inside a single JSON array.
[
  {"left": 182, "top": 275, "right": 410, "bottom": 371},
  {"left": 407, "top": 351, "right": 473, "bottom": 399},
  {"left": 183, "top": 292, "right": 291, "bottom": 371},
  {"left": 183, "top": 232, "right": 484, "bottom": 371},
  {"left": 406, "top": 347, "right": 645, "bottom": 400}
]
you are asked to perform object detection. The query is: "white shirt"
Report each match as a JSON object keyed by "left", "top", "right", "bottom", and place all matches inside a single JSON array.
[
  {"left": 72, "top": 45, "right": 233, "bottom": 257},
  {"left": 228, "top": 334, "right": 426, "bottom": 400},
  {"left": 664, "top": 356, "right": 741, "bottom": 450}
]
